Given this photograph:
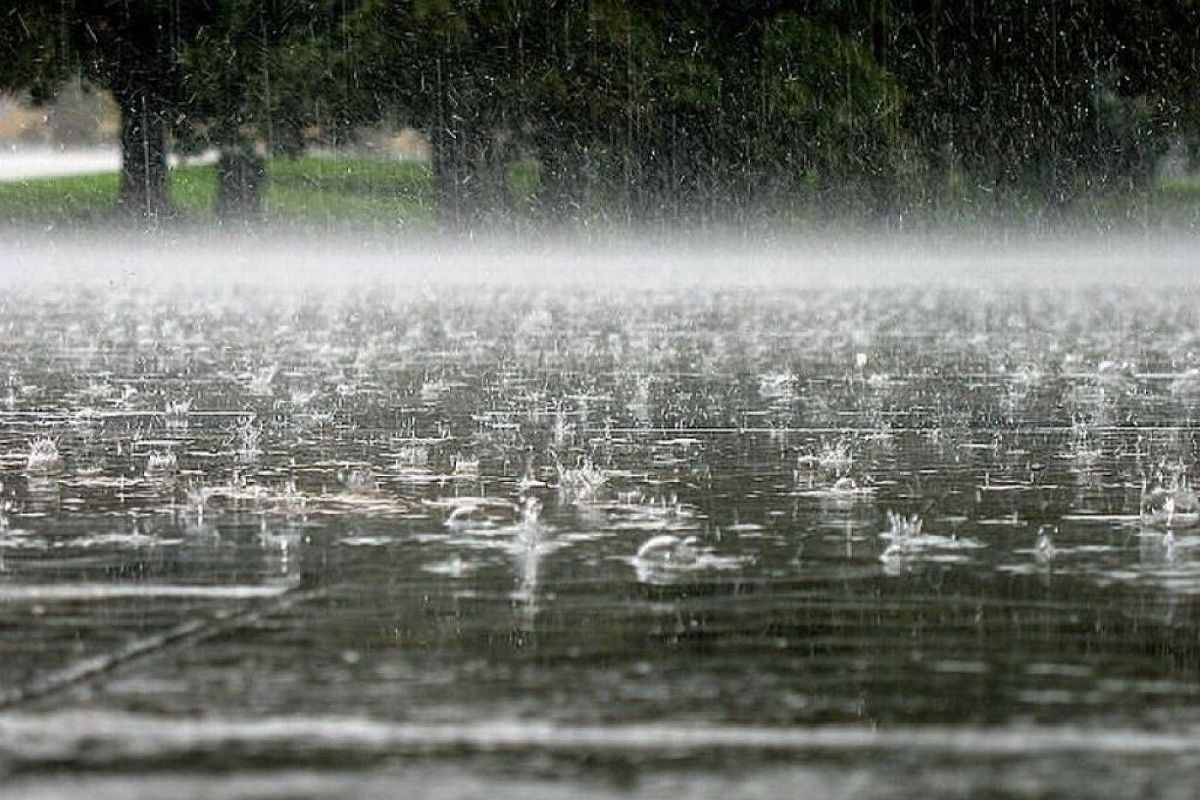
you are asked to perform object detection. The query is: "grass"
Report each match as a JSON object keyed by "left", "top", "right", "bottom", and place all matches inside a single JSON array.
[
  {"left": 0, "top": 170, "right": 124, "bottom": 226},
  {"left": 0, "top": 155, "right": 440, "bottom": 230},
  {"left": 266, "top": 157, "right": 438, "bottom": 227},
  {"left": 0, "top": 152, "right": 1197, "bottom": 233}
]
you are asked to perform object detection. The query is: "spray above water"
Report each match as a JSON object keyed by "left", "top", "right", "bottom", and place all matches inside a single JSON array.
[
  {"left": 25, "top": 437, "right": 63, "bottom": 477},
  {"left": 1140, "top": 465, "right": 1200, "bottom": 530}
]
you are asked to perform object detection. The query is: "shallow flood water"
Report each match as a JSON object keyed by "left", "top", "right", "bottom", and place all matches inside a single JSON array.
[{"left": 2, "top": 276, "right": 1200, "bottom": 797}]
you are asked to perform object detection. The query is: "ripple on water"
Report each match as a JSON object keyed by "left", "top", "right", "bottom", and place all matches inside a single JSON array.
[{"left": 3, "top": 282, "right": 1200, "bottom": 795}]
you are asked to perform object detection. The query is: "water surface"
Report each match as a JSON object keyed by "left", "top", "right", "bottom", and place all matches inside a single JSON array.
[{"left": 2, "top": 275, "right": 1200, "bottom": 797}]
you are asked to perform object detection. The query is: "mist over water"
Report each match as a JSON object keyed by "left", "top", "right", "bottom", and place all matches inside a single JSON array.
[{"left": 4, "top": 229, "right": 1198, "bottom": 290}]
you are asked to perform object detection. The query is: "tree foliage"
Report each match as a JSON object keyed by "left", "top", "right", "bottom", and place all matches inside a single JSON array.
[{"left": 2, "top": 1, "right": 1198, "bottom": 226}]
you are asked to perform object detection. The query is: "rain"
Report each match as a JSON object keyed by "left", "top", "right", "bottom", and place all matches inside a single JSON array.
[{"left": 2, "top": 3, "right": 1200, "bottom": 799}]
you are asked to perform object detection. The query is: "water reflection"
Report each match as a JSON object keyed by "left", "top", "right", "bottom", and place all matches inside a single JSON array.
[{"left": 510, "top": 524, "right": 542, "bottom": 634}]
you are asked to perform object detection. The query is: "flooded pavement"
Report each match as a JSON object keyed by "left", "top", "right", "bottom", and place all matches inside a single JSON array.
[{"left": 2, "top": 277, "right": 1200, "bottom": 797}]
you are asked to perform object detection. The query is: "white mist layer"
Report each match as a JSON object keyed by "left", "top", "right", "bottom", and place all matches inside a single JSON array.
[{"left": 0, "top": 230, "right": 1195, "bottom": 291}]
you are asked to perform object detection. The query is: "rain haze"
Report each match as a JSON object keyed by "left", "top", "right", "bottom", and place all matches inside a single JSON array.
[{"left": 2, "top": 3, "right": 1200, "bottom": 800}]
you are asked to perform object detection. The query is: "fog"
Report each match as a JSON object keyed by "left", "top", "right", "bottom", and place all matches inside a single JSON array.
[{"left": 4, "top": 229, "right": 1196, "bottom": 291}]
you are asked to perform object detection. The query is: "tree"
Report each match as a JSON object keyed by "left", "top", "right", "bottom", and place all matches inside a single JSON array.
[
  {"left": 523, "top": 2, "right": 905, "bottom": 224},
  {"left": 883, "top": 0, "right": 1189, "bottom": 219},
  {"left": 1, "top": 2, "right": 215, "bottom": 220},
  {"left": 347, "top": 0, "right": 534, "bottom": 227},
  {"left": 176, "top": 0, "right": 351, "bottom": 220},
  {"left": 9, "top": 1, "right": 1194, "bottom": 228}
]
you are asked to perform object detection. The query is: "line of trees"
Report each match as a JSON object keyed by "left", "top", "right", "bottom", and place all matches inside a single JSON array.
[{"left": 2, "top": 1, "right": 1198, "bottom": 226}]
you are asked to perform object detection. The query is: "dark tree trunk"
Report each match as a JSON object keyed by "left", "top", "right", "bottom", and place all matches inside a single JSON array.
[
  {"left": 430, "top": 125, "right": 482, "bottom": 229},
  {"left": 115, "top": 86, "right": 172, "bottom": 220},
  {"left": 628, "top": 122, "right": 669, "bottom": 223},
  {"left": 216, "top": 146, "right": 268, "bottom": 221},
  {"left": 536, "top": 139, "right": 588, "bottom": 224},
  {"left": 867, "top": 158, "right": 900, "bottom": 230},
  {"left": 481, "top": 134, "right": 513, "bottom": 217},
  {"left": 923, "top": 125, "right": 953, "bottom": 229},
  {"left": 1047, "top": 156, "right": 1078, "bottom": 222}
]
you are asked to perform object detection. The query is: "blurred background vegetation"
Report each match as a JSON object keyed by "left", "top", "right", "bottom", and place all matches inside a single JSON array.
[{"left": 0, "top": 0, "right": 1198, "bottom": 232}]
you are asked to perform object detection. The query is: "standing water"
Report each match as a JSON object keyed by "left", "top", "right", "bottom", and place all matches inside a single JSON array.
[{"left": 1, "top": 239, "right": 1200, "bottom": 798}]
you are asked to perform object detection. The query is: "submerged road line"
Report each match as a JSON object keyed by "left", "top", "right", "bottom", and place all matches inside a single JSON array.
[
  {"left": 0, "top": 584, "right": 322, "bottom": 710},
  {"left": 2, "top": 713, "right": 1200, "bottom": 763}
]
